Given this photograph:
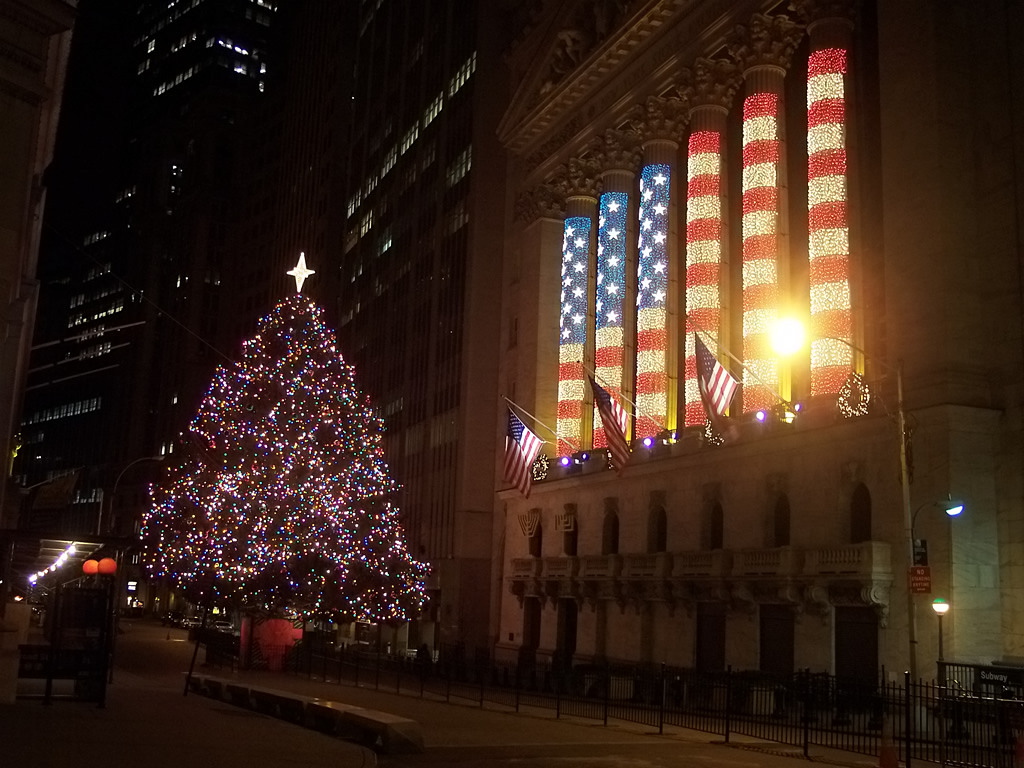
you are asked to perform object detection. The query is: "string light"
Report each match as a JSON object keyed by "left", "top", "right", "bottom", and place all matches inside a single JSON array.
[
  {"left": 558, "top": 216, "right": 591, "bottom": 455},
  {"left": 807, "top": 47, "right": 852, "bottom": 395},
  {"left": 594, "top": 191, "right": 629, "bottom": 449},
  {"left": 741, "top": 91, "right": 781, "bottom": 413},
  {"left": 635, "top": 165, "right": 671, "bottom": 439},
  {"left": 685, "top": 130, "right": 724, "bottom": 426},
  {"left": 139, "top": 293, "right": 428, "bottom": 622}
]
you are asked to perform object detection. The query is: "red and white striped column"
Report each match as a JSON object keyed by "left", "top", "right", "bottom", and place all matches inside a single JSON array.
[{"left": 807, "top": 19, "right": 854, "bottom": 395}]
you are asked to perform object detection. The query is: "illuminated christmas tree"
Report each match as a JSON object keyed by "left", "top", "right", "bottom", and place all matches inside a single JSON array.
[{"left": 140, "top": 255, "right": 428, "bottom": 622}]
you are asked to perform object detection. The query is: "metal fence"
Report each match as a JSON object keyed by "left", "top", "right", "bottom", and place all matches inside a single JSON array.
[{"left": 255, "top": 640, "right": 1024, "bottom": 768}]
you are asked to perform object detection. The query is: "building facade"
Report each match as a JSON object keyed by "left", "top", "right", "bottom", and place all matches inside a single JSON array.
[{"left": 494, "top": 0, "right": 1023, "bottom": 681}]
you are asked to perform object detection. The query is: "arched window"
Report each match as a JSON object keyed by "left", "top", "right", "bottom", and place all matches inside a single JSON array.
[
  {"left": 850, "top": 483, "right": 872, "bottom": 543},
  {"left": 602, "top": 510, "right": 619, "bottom": 555},
  {"left": 647, "top": 506, "right": 667, "bottom": 553},
  {"left": 774, "top": 494, "right": 791, "bottom": 547}
]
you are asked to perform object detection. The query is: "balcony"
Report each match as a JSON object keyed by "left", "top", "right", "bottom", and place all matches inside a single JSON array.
[
  {"left": 804, "top": 541, "right": 892, "bottom": 578},
  {"left": 732, "top": 546, "right": 803, "bottom": 578}
]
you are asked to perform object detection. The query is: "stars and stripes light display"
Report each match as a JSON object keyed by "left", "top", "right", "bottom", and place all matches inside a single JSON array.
[
  {"left": 140, "top": 292, "right": 428, "bottom": 622},
  {"left": 558, "top": 216, "right": 591, "bottom": 455},
  {"left": 741, "top": 91, "right": 781, "bottom": 413},
  {"left": 593, "top": 192, "right": 629, "bottom": 448},
  {"left": 807, "top": 47, "right": 852, "bottom": 395},
  {"left": 685, "top": 131, "right": 724, "bottom": 425},
  {"left": 635, "top": 165, "right": 671, "bottom": 439}
]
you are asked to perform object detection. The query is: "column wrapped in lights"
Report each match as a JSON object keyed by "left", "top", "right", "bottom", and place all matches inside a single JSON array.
[
  {"left": 593, "top": 189, "right": 629, "bottom": 449},
  {"left": 807, "top": 46, "right": 852, "bottom": 395},
  {"left": 558, "top": 211, "right": 593, "bottom": 455},
  {"left": 684, "top": 112, "right": 727, "bottom": 426},
  {"left": 634, "top": 163, "right": 671, "bottom": 439},
  {"left": 740, "top": 68, "right": 784, "bottom": 413}
]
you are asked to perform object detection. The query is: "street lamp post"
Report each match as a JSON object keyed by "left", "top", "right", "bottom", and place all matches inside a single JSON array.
[
  {"left": 932, "top": 598, "right": 949, "bottom": 661},
  {"left": 99, "top": 455, "right": 165, "bottom": 536},
  {"left": 769, "top": 323, "right": 963, "bottom": 680}
]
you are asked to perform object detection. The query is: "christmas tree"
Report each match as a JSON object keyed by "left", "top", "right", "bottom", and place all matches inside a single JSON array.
[{"left": 140, "top": 255, "right": 428, "bottom": 622}]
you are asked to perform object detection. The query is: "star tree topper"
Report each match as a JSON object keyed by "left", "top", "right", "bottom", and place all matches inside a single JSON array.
[{"left": 288, "top": 252, "right": 316, "bottom": 293}]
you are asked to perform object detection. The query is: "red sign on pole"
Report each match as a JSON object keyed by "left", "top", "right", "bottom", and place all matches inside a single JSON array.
[{"left": 909, "top": 565, "right": 932, "bottom": 594}]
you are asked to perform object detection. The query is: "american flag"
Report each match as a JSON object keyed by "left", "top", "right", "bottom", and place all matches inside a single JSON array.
[
  {"left": 695, "top": 335, "right": 738, "bottom": 418},
  {"left": 505, "top": 409, "right": 543, "bottom": 497},
  {"left": 635, "top": 164, "right": 671, "bottom": 439},
  {"left": 589, "top": 377, "right": 631, "bottom": 472}
]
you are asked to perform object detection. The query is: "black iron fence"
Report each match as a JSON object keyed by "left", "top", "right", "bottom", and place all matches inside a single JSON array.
[{"left": 229, "top": 639, "right": 1024, "bottom": 768}]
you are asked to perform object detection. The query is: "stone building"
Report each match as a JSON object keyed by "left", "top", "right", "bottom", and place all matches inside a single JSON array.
[{"left": 493, "top": 0, "right": 1023, "bottom": 682}]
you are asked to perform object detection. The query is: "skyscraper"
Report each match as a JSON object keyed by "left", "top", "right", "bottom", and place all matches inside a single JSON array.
[{"left": 338, "top": 0, "right": 508, "bottom": 653}]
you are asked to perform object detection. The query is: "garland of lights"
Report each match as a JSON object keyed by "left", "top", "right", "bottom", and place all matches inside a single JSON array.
[
  {"left": 837, "top": 371, "right": 870, "bottom": 418},
  {"left": 140, "top": 292, "right": 428, "bottom": 622},
  {"left": 531, "top": 452, "right": 549, "bottom": 482}
]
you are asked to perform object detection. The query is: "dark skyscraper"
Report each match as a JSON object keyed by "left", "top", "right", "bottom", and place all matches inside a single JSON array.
[{"left": 338, "top": 0, "right": 508, "bottom": 653}]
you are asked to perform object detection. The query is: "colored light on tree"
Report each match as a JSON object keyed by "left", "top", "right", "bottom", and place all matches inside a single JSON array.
[
  {"left": 139, "top": 293, "right": 428, "bottom": 622},
  {"left": 807, "top": 47, "right": 852, "bottom": 395},
  {"left": 594, "top": 192, "right": 629, "bottom": 448},
  {"left": 635, "top": 165, "right": 671, "bottom": 439},
  {"left": 558, "top": 216, "right": 591, "bottom": 455}
]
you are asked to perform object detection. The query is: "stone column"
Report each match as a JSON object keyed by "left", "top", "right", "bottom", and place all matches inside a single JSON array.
[
  {"left": 729, "top": 13, "right": 803, "bottom": 414},
  {"left": 632, "top": 97, "right": 688, "bottom": 440},
  {"left": 512, "top": 182, "right": 566, "bottom": 444},
  {"left": 794, "top": 0, "right": 858, "bottom": 399},
  {"left": 593, "top": 129, "right": 642, "bottom": 449},
  {"left": 681, "top": 58, "right": 741, "bottom": 428},
  {"left": 554, "top": 158, "right": 602, "bottom": 456}
]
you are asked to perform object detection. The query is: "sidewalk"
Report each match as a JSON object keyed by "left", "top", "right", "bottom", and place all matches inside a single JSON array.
[{"left": 0, "top": 619, "right": 882, "bottom": 768}]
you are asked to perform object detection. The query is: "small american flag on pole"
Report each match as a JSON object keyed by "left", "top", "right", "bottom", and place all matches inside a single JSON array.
[
  {"left": 696, "top": 335, "right": 738, "bottom": 418},
  {"left": 505, "top": 409, "right": 543, "bottom": 497},
  {"left": 589, "top": 376, "right": 631, "bottom": 473}
]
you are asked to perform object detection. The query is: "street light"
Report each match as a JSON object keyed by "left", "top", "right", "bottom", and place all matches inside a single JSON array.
[
  {"left": 99, "top": 455, "right": 165, "bottom": 536},
  {"left": 932, "top": 598, "right": 950, "bottom": 661}
]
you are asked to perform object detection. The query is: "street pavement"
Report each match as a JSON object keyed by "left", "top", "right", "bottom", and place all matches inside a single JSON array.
[{"left": 1, "top": 619, "right": 882, "bottom": 768}]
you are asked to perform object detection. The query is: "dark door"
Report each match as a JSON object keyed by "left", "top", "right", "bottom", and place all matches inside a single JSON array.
[
  {"left": 695, "top": 602, "right": 726, "bottom": 671},
  {"left": 835, "top": 606, "right": 878, "bottom": 680},
  {"left": 760, "top": 604, "right": 794, "bottom": 674}
]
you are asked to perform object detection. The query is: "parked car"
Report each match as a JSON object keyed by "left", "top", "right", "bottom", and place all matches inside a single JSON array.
[{"left": 162, "top": 611, "right": 185, "bottom": 628}]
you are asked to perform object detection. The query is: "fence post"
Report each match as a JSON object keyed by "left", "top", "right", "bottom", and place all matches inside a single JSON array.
[
  {"left": 802, "top": 668, "right": 811, "bottom": 757},
  {"left": 515, "top": 661, "right": 521, "bottom": 713},
  {"left": 556, "top": 665, "right": 562, "bottom": 720},
  {"left": 904, "top": 670, "right": 912, "bottom": 768},
  {"left": 480, "top": 661, "right": 485, "bottom": 708},
  {"left": 659, "top": 663, "right": 666, "bottom": 735},
  {"left": 724, "top": 665, "right": 732, "bottom": 743},
  {"left": 603, "top": 664, "right": 610, "bottom": 726}
]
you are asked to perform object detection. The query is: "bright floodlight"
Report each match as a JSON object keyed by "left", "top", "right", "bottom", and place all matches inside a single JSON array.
[
  {"left": 770, "top": 317, "right": 806, "bottom": 356},
  {"left": 944, "top": 502, "right": 964, "bottom": 517}
]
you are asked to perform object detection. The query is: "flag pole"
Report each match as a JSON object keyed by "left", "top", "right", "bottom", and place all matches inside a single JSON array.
[
  {"left": 585, "top": 367, "right": 671, "bottom": 435},
  {"left": 685, "top": 313, "right": 793, "bottom": 409},
  {"left": 501, "top": 395, "right": 568, "bottom": 449}
]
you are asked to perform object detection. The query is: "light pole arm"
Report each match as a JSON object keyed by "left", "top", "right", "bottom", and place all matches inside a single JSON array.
[{"left": 98, "top": 455, "right": 164, "bottom": 536}]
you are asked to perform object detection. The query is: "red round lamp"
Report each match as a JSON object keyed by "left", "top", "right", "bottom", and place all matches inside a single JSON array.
[
  {"left": 97, "top": 557, "right": 117, "bottom": 575},
  {"left": 82, "top": 559, "right": 99, "bottom": 575}
]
